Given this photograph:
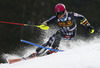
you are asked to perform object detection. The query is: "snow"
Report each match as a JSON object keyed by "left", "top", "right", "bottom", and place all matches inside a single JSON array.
[{"left": 0, "top": 36, "right": 100, "bottom": 68}]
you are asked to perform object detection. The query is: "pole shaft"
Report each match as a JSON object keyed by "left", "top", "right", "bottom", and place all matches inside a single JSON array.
[{"left": 0, "top": 21, "right": 25, "bottom": 26}]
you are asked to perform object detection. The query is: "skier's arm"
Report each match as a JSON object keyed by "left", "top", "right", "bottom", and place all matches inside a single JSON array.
[
  {"left": 39, "top": 16, "right": 57, "bottom": 30},
  {"left": 74, "top": 12, "right": 94, "bottom": 34},
  {"left": 42, "top": 16, "right": 57, "bottom": 26}
]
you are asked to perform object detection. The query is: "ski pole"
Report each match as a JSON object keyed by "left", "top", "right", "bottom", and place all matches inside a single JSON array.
[
  {"left": 21, "top": 39, "right": 64, "bottom": 52},
  {"left": 0, "top": 21, "right": 27, "bottom": 26},
  {"left": 0, "top": 21, "right": 49, "bottom": 30}
]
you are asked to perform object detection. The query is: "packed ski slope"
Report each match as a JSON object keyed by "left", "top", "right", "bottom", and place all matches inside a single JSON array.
[{"left": 0, "top": 36, "right": 100, "bottom": 68}]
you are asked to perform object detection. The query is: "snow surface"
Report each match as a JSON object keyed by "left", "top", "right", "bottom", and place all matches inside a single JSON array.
[{"left": 0, "top": 36, "right": 100, "bottom": 68}]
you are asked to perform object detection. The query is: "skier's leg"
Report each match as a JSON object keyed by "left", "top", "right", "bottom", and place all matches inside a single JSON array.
[
  {"left": 36, "top": 31, "right": 61, "bottom": 55},
  {"left": 28, "top": 31, "right": 62, "bottom": 57},
  {"left": 36, "top": 34, "right": 57, "bottom": 56},
  {"left": 25, "top": 30, "right": 62, "bottom": 58},
  {"left": 36, "top": 43, "right": 48, "bottom": 55},
  {"left": 52, "top": 31, "right": 62, "bottom": 49},
  {"left": 46, "top": 31, "right": 62, "bottom": 54}
]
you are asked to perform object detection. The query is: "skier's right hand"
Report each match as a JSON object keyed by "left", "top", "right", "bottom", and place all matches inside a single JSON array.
[{"left": 42, "top": 21, "right": 47, "bottom": 25}]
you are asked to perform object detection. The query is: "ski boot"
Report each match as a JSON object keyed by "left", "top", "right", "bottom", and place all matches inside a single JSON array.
[
  {"left": 46, "top": 48, "right": 59, "bottom": 55},
  {"left": 46, "top": 50, "right": 56, "bottom": 55},
  {"left": 23, "top": 53, "right": 38, "bottom": 60}
]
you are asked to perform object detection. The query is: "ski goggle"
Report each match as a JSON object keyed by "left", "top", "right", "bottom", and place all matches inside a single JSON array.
[{"left": 56, "top": 10, "right": 65, "bottom": 16}]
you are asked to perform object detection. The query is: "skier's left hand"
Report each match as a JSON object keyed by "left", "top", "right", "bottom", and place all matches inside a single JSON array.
[
  {"left": 88, "top": 26, "right": 94, "bottom": 34},
  {"left": 89, "top": 29, "right": 94, "bottom": 34}
]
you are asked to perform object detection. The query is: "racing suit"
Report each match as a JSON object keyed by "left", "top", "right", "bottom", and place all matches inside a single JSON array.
[{"left": 36, "top": 12, "right": 94, "bottom": 55}]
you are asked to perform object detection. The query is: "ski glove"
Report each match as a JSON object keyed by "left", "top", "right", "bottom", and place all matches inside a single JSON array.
[
  {"left": 89, "top": 29, "right": 94, "bottom": 34},
  {"left": 88, "top": 26, "right": 94, "bottom": 34}
]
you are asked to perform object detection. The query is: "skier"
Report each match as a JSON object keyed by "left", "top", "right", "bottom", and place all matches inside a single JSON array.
[{"left": 26, "top": 3, "right": 94, "bottom": 58}]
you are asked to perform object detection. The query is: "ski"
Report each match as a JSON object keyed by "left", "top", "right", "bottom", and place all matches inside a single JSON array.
[
  {"left": 7, "top": 40, "right": 64, "bottom": 64},
  {"left": 7, "top": 58, "right": 23, "bottom": 64},
  {"left": 7, "top": 56, "right": 36, "bottom": 64}
]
